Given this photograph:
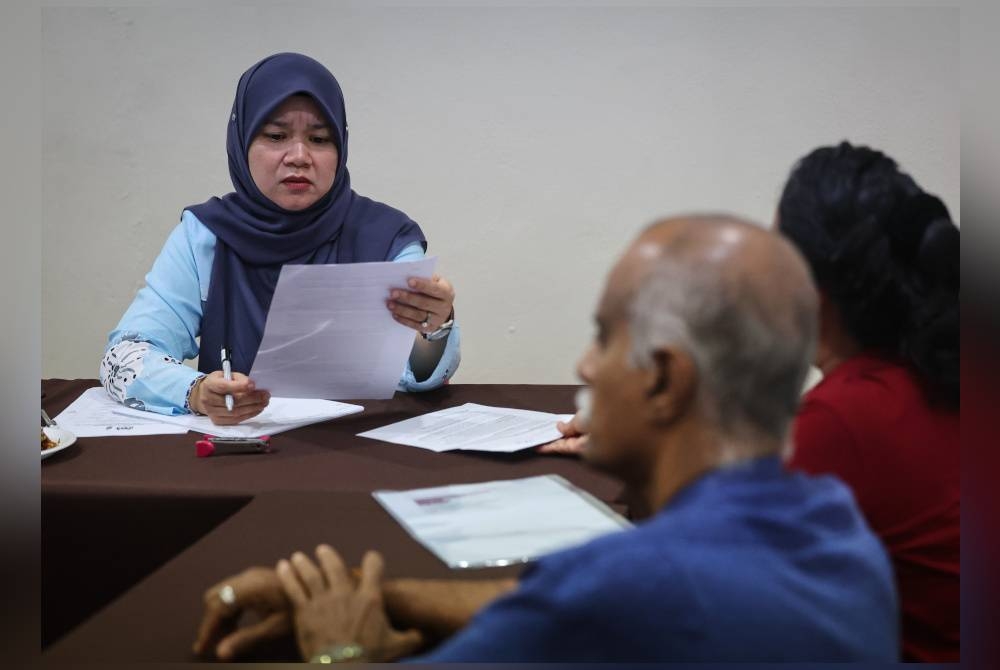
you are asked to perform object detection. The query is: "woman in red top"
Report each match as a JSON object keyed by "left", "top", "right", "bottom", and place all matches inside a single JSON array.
[{"left": 777, "top": 142, "right": 959, "bottom": 662}]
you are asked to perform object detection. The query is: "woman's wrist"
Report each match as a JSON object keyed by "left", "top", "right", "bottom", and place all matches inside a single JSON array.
[{"left": 186, "top": 375, "right": 207, "bottom": 415}]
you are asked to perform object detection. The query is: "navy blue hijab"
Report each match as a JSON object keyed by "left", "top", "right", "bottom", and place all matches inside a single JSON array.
[{"left": 188, "top": 53, "right": 425, "bottom": 374}]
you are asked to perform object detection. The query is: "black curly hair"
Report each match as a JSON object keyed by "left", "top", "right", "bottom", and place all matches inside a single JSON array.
[{"left": 778, "top": 141, "right": 959, "bottom": 407}]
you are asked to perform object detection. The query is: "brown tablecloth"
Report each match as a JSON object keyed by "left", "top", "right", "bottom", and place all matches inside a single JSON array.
[
  {"left": 42, "top": 379, "right": 620, "bottom": 652},
  {"left": 45, "top": 490, "right": 528, "bottom": 662}
]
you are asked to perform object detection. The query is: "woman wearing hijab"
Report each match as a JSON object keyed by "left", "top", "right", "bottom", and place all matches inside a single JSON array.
[{"left": 100, "top": 53, "right": 460, "bottom": 425}]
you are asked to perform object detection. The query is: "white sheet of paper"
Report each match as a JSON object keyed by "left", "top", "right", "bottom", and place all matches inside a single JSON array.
[
  {"left": 247, "top": 257, "right": 437, "bottom": 399},
  {"left": 52, "top": 387, "right": 190, "bottom": 437},
  {"left": 112, "top": 397, "right": 364, "bottom": 438},
  {"left": 357, "top": 403, "right": 574, "bottom": 453},
  {"left": 374, "top": 475, "right": 630, "bottom": 568}
]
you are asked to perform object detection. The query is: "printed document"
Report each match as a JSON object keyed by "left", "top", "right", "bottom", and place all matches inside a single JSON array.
[
  {"left": 374, "top": 475, "right": 630, "bottom": 568},
  {"left": 113, "top": 397, "right": 364, "bottom": 438},
  {"left": 358, "top": 403, "right": 574, "bottom": 452},
  {"left": 248, "top": 258, "right": 437, "bottom": 399},
  {"left": 53, "top": 387, "right": 189, "bottom": 437}
]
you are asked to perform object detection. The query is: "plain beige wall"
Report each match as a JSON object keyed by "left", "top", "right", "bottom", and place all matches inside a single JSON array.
[{"left": 41, "top": 5, "right": 959, "bottom": 383}]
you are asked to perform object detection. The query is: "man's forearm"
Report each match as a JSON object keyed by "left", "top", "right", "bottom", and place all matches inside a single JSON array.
[{"left": 382, "top": 577, "right": 518, "bottom": 640}]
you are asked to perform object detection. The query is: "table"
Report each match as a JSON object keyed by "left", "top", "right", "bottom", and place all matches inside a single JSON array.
[
  {"left": 44, "top": 490, "right": 529, "bottom": 662},
  {"left": 42, "top": 379, "right": 621, "bottom": 658}
]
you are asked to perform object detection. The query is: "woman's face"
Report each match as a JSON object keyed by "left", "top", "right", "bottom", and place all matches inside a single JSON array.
[{"left": 248, "top": 95, "right": 339, "bottom": 211}]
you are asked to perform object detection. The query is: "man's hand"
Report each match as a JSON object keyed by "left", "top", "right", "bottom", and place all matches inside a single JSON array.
[
  {"left": 189, "top": 371, "right": 270, "bottom": 425},
  {"left": 277, "top": 546, "right": 423, "bottom": 663},
  {"left": 192, "top": 567, "right": 292, "bottom": 661},
  {"left": 538, "top": 413, "right": 589, "bottom": 455}
]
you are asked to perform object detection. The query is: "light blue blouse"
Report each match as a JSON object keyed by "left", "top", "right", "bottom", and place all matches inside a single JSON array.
[{"left": 100, "top": 210, "right": 460, "bottom": 415}]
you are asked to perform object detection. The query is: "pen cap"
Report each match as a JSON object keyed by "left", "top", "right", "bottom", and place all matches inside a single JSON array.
[{"left": 195, "top": 440, "right": 216, "bottom": 458}]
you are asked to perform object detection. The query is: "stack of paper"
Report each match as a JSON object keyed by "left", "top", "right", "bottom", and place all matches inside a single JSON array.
[
  {"left": 357, "top": 403, "right": 574, "bottom": 453},
  {"left": 374, "top": 475, "right": 630, "bottom": 568},
  {"left": 53, "top": 388, "right": 189, "bottom": 437},
  {"left": 112, "top": 397, "right": 364, "bottom": 438}
]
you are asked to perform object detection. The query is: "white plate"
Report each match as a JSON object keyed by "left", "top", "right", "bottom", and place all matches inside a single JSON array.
[{"left": 41, "top": 425, "right": 77, "bottom": 461}]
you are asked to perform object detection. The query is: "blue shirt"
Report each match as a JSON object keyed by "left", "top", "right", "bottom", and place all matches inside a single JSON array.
[
  {"left": 100, "top": 210, "right": 461, "bottom": 414},
  {"left": 412, "top": 456, "right": 898, "bottom": 662}
]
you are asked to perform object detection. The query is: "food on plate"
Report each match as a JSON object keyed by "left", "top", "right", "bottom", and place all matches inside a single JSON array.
[{"left": 41, "top": 429, "right": 59, "bottom": 451}]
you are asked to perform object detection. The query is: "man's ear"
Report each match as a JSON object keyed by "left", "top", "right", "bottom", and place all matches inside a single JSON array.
[{"left": 645, "top": 347, "right": 697, "bottom": 424}]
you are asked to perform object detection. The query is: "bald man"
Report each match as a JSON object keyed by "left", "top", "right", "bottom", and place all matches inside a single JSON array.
[{"left": 195, "top": 216, "right": 898, "bottom": 662}]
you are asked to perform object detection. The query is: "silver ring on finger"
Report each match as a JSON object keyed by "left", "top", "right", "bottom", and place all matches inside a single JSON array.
[
  {"left": 219, "top": 584, "right": 237, "bottom": 608},
  {"left": 421, "top": 311, "right": 431, "bottom": 329}
]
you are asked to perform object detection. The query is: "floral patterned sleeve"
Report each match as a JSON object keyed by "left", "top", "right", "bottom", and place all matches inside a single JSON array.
[
  {"left": 99, "top": 213, "right": 211, "bottom": 415},
  {"left": 99, "top": 335, "right": 201, "bottom": 414}
]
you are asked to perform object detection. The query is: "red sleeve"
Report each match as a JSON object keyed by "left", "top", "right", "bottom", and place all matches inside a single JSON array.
[{"left": 788, "top": 400, "right": 869, "bottom": 509}]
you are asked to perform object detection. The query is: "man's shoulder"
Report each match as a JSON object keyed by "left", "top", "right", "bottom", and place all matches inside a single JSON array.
[
  {"left": 544, "top": 471, "right": 885, "bottom": 587},
  {"left": 506, "top": 480, "right": 894, "bottom": 660},
  {"left": 509, "top": 517, "right": 717, "bottom": 638},
  {"left": 527, "top": 520, "right": 690, "bottom": 602}
]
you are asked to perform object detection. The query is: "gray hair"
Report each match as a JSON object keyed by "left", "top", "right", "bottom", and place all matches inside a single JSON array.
[{"left": 628, "top": 256, "right": 816, "bottom": 445}]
